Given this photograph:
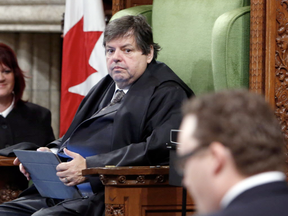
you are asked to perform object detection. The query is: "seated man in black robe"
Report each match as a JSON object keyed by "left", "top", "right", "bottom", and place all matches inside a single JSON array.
[{"left": 0, "top": 15, "right": 193, "bottom": 216}]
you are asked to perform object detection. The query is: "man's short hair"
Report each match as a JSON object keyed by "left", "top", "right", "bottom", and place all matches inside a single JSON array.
[
  {"left": 182, "top": 89, "right": 286, "bottom": 175},
  {"left": 103, "top": 15, "right": 161, "bottom": 59}
]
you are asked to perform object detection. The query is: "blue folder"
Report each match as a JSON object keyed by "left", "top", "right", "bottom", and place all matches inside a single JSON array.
[{"left": 13, "top": 149, "right": 82, "bottom": 199}]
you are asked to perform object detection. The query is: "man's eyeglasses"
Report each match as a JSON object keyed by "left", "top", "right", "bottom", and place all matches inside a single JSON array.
[{"left": 173, "top": 145, "right": 207, "bottom": 176}]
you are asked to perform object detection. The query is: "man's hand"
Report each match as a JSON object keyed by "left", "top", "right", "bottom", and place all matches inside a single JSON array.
[
  {"left": 13, "top": 157, "right": 31, "bottom": 181},
  {"left": 56, "top": 148, "right": 87, "bottom": 186},
  {"left": 13, "top": 147, "right": 52, "bottom": 181},
  {"left": 37, "top": 147, "right": 52, "bottom": 152}
]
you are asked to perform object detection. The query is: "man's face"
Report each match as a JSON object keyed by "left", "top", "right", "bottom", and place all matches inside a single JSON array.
[
  {"left": 177, "top": 115, "right": 213, "bottom": 213},
  {"left": 178, "top": 115, "right": 202, "bottom": 191},
  {"left": 105, "top": 35, "right": 153, "bottom": 89}
]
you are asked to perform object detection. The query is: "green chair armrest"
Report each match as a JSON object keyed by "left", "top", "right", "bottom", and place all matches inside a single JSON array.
[
  {"left": 111, "top": 5, "right": 153, "bottom": 25},
  {"left": 212, "top": 6, "right": 250, "bottom": 91}
]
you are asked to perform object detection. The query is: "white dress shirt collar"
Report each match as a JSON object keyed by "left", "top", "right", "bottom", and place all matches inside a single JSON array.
[
  {"left": 115, "top": 83, "right": 130, "bottom": 94},
  {"left": 0, "top": 96, "right": 15, "bottom": 118},
  {"left": 221, "top": 171, "right": 286, "bottom": 208}
]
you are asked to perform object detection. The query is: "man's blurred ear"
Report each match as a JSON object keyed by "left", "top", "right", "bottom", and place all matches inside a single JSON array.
[{"left": 209, "top": 142, "right": 229, "bottom": 175}]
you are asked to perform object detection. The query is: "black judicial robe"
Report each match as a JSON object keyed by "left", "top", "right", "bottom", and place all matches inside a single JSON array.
[{"left": 49, "top": 60, "right": 193, "bottom": 175}]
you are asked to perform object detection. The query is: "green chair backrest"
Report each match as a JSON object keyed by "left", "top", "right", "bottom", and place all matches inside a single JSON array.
[{"left": 153, "top": 0, "right": 250, "bottom": 95}]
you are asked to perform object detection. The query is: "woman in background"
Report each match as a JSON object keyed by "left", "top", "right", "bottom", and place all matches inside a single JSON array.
[
  {"left": 0, "top": 43, "right": 55, "bottom": 149},
  {"left": 0, "top": 43, "right": 55, "bottom": 200}
]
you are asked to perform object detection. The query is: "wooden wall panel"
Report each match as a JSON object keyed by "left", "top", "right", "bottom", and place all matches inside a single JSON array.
[
  {"left": 250, "top": 0, "right": 288, "bottom": 146},
  {"left": 275, "top": 0, "right": 288, "bottom": 142}
]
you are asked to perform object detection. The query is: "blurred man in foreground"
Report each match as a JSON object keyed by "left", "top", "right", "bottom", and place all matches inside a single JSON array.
[{"left": 177, "top": 89, "right": 288, "bottom": 216}]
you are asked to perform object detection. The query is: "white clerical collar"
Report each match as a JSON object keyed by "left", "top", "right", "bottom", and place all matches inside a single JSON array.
[
  {"left": 221, "top": 171, "right": 286, "bottom": 208},
  {"left": 0, "top": 96, "right": 15, "bottom": 118}
]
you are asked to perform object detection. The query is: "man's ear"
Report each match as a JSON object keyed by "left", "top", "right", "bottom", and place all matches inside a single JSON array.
[
  {"left": 209, "top": 142, "right": 229, "bottom": 175},
  {"left": 147, "top": 45, "right": 154, "bottom": 63}
]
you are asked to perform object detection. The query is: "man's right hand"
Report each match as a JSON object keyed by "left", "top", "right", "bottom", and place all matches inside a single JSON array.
[{"left": 13, "top": 147, "right": 52, "bottom": 181}]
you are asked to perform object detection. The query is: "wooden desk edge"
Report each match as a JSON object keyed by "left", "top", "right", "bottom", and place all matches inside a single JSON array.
[
  {"left": 0, "top": 156, "right": 16, "bottom": 166},
  {"left": 82, "top": 166, "right": 169, "bottom": 176}
]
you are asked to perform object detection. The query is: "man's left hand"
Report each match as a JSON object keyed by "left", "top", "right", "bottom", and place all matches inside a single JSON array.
[{"left": 56, "top": 148, "right": 87, "bottom": 186}]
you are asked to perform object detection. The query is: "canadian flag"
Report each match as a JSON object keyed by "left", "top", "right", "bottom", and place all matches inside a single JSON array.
[{"left": 60, "top": 0, "right": 108, "bottom": 137}]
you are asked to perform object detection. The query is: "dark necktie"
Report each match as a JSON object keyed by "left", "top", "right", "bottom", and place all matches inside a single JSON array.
[
  {"left": 108, "top": 90, "right": 125, "bottom": 107},
  {"left": 92, "top": 89, "right": 125, "bottom": 116}
]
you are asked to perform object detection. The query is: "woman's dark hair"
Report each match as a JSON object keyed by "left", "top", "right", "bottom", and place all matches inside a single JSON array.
[
  {"left": 0, "top": 43, "right": 26, "bottom": 105},
  {"left": 104, "top": 15, "right": 161, "bottom": 59}
]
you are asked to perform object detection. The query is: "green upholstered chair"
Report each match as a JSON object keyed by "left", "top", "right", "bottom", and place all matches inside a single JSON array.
[{"left": 112, "top": 0, "right": 250, "bottom": 95}]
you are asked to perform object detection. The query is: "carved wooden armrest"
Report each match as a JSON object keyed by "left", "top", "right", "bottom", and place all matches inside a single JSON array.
[
  {"left": 0, "top": 156, "right": 16, "bottom": 166},
  {"left": 82, "top": 166, "right": 170, "bottom": 186}
]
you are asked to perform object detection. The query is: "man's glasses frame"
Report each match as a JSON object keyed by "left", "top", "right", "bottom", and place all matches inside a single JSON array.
[{"left": 173, "top": 145, "right": 208, "bottom": 176}]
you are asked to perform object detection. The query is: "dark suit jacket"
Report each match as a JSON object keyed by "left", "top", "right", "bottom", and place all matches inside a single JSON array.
[
  {"left": 206, "top": 181, "right": 288, "bottom": 216},
  {"left": 0, "top": 101, "right": 55, "bottom": 149},
  {"left": 48, "top": 60, "right": 193, "bottom": 189}
]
